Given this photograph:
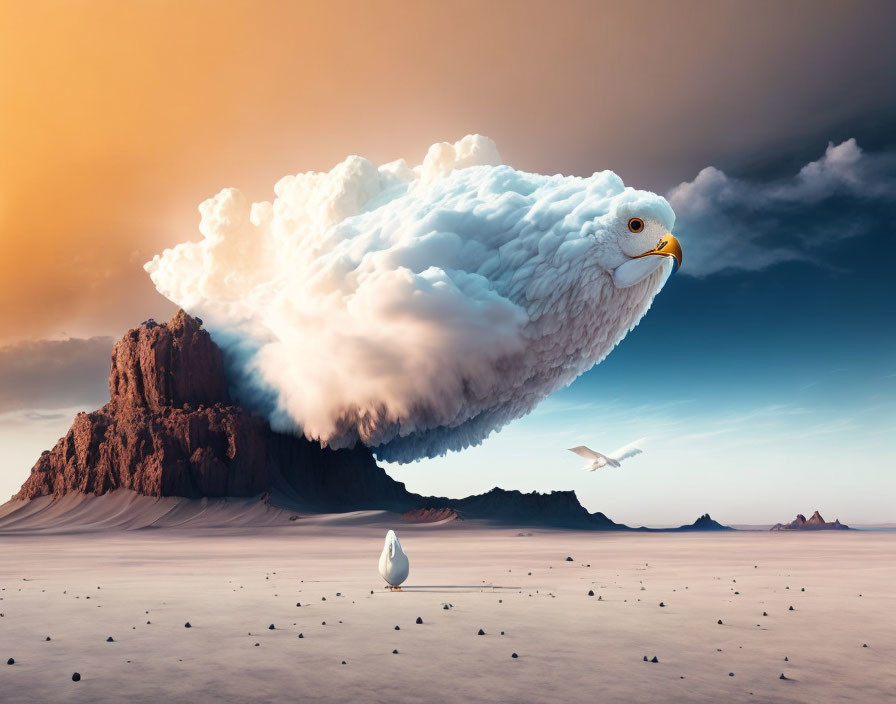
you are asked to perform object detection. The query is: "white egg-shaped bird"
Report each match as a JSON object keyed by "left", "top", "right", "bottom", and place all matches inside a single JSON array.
[{"left": 378, "top": 530, "right": 409, "bottom": 590}]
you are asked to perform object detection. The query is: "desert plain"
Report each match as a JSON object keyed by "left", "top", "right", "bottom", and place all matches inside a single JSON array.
[{"left": 0, "top": 495, "right": 894, "bottom": 704}]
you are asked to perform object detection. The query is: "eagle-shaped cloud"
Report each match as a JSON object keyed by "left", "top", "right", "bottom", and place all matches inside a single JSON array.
[{"left": 146, "top": 135, "right": 681, "bottom": 462}]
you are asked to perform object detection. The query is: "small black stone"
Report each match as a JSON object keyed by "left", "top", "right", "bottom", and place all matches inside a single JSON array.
[
  {"left": 321, "top": 597, "right": 326, "bottom": 601},
  {"left": 651, "top": 656, "right": 658, "bottom": 663},
  {"left": 296, "top": 603, "right": 301, "bottom": 607},
  {"left": 341, "top": 661, "right": 346, "bottom": 665},
  {"left": 184, "top": 622, "right": 191, "bottom": 628},
  {"left": 416, "top": 617, "right": 423, "bottom": 624},
  {"left": 321, "top": 621, "right": 326, "bottom": 625},
  {"left": 718, "top": 620, "right": 723, "bottom": 625},
  {"left": 255, "top": 643, "right": 260, "bottom": 646},
  {"left": 6, "top": 658, "right": 14, "bottom": 665},
  {"left": 268, "top": 624, "right": 275, "bottom": 630},
  {"left": 643, "top": 656, "right": 648, "bottom": 661},
  {"left": 784, "top": 656, "right": 789, "bottom": 661},
  {"left": 763, "top": 612, "right": 768, "bottom": 616},
  {"left": 863, "top": 644, "right": 868, "bottom": 648},
  {"left": 443, "top": 604, "right": 449, "bottom": 610},
  {"left": 801, "top": 588, "right": 805, "bottom": 592},
  {"left": 659, "top": 602, "right": 665, "bottom": 607},
  {"left": 392, "top": 649, "right": 398, "bottom": 654},
  {"left": 788, "top": 606, "right": 794, "bottom": 611},
  {"left": 45, "top": 637, "right": 51, "bottom": 641},
  {"left": 588, "top": 590, "right": 594, "bottom": 596},
  {"left": 298, "top": 633, "right": 304, "bottom": 638},
  {"left": 395, "top": 625, "right": 400, "bottom": 630},
  {"left": 565, "top": 556, "right": 574, "bottom": 562},
  {"left": 106, "top": 637, "right": 114, "bottom": 642},
  {"left": 729, "top": 672, "right": 735, "bottom": 677},
  {"left": 779, "top": 673, "right": 787, "bottom": 680},
  {"left": 478, "top": 629, "right": 485, "bottom": 635},
  {"left": 511, "top": 653, "right": 518, "bottom": 659},
  {"left": 72, "top": 672, "right": 81, "bottom": 681}
]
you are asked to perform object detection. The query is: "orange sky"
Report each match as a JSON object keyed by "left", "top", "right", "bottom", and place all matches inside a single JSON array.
[{"left": 1, "top": 0, "right": 892, "bottom": 343}]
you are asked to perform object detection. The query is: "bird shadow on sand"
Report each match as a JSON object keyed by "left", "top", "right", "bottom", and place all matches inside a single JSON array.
[{"left": 397, "top": 585, "right": 521, "bottom": 593}]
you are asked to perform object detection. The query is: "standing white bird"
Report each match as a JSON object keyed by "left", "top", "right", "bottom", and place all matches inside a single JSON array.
[
  {"left": 378, "top": 530, "right": 410, "bottom": 590},
  {"left": 568, "top": 438, "right": 645, "bottom": 471}
]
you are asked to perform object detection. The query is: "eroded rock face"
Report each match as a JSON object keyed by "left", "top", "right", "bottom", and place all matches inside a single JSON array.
[
  {"left": 108, "top": 310, "right": 229, "bottom": 412},
  {"left": 14, "top": 311, "right": 415, "bottom": 510}
]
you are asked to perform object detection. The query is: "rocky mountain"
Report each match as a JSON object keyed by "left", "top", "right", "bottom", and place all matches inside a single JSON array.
[
  {"left": 676, "top": 513, "right": 733, "bottom": 531},
  {"left": 770, "top": 511, "right": 851, "bottom": 531},
  {"left": 12, "top": 311, "right": 624, "bottom": 529}
]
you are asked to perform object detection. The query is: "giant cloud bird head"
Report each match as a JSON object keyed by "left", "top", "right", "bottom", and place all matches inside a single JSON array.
[{"left": 145, "top": 135, "right": 681, "bottom": 462}]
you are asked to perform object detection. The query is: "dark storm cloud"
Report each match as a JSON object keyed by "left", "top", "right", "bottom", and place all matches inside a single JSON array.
[
  {"left": 0, "top": 336, "right": 114, "bottom": 412},
  {"left": 667, "top": 140, "right": 896, "bottom": 277}
]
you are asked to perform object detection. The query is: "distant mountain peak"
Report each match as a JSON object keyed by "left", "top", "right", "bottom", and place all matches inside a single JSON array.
[{"left": 771, "top": 511, "right": 851, "bottom": 531}]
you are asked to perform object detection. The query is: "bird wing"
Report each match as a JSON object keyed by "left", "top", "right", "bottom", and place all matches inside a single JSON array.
[
  {"left": 608, "top": 438, "right": 646, "bottom": 463},
  {"left": 568, "top": 445, "right": 601, "bottom": 461}
]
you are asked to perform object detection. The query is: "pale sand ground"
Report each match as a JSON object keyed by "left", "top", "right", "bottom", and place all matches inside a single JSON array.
[{"left": 1, "top": 520, "right": 894, "bottom": 703}]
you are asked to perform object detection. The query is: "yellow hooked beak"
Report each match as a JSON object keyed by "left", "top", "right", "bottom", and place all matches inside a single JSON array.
[{"left": 631, "top": 233, "right": 683, "bottom": 272}]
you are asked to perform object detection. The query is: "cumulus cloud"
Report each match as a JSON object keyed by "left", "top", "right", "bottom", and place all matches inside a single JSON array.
[
  {"left": 668, "top": 139, "right": 896, "bottom": 276},
  {"left": 0, "top": 336, "right": 113, "bottom": 413},
  {"left": 146, "top": 135, "right": 677, "bottom": 462}
]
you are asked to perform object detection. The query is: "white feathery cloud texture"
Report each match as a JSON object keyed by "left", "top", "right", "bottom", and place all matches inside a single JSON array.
[
  {"left": 146, "top": 135, "right": 676, "bottom": 462},
  {"left": 668, "top": 139, "right": 896, "bottom": 276}
]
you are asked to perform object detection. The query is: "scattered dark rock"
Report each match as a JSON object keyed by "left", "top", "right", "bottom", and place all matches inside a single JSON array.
[
  {"left": 45, "top": 637, "right": 51, "bottom": 641},
  {"left": 643, "top": 656, "right": 648, "bottom": 661},
  {"left": 788, "top": 606, "right": 794, "bottom": 611},
  {"left": 392, "top": 649, "right": 398, "bottom": 654},
  {"left": 565, "top": 557, "right": 574, "bottom": 561},
  {"left": 416, "top": 617, "right": 423, "bottom": 624},
  {"left": 779, "top": 674, "right": 787, "bottom": 680},
  {"left": 268, "top": 624, "right": 275, "bottom": 630},
  {"left": 651, "top": 656, "right": 659, "bottom": 663},
  {"left": 784, "top": 656, "right": 788, "bottom": 661},
  {"left": 7, "top": 658, "right": 14, "bottom": 665},
  {"left": 443, "top": 604, "right": 449, "bottom": 610},
  {"left": 394, "top": 625, "right": 400, "bottom": 630},
  {"left": 72, "top": 672, "right": 81, "bottom": 681},
  {"left": 729, "top": 672, "right": 735, "bottom": 677},
  {"left": 863, "top": 644, "right": 868, "bottom": 648},
  {"left": 478, "top": 629, "right": 485, "bottom": 635},
  {"left": 341, "top": 661, "right": 346, "bottom": 665},
  {"left": 298, "top": 633, "right": 303, "bottom": 639},
  {"left": 718, "top": 620, "right": 723, "bottom": 625},
  {"left": 511, "top": 653, "right": 518, "bottom": 659},
  {"left": 659, "top": 602, "right": 665, "bottom": 607},
  {"left": 106, "top": 637, "right": 114, "bottom": 642},
  {"left": 588, "top": 590, "right": 594, "bottom": 596},
  {"left": 184, "top": 622, "right": 191, "bottom": 628}
]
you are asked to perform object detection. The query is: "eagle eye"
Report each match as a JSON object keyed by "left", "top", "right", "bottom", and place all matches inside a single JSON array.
[{"left": 628, "top": 218, "right": 644, "bottom": 233}]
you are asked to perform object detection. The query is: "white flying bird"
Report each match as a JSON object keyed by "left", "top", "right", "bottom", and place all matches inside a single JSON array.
[
  {"left": 378, "top": 530, "right": 410, "bottom": 590},
  {"left": 568, "top": 438, "right": 646, "bottom": 471}
]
